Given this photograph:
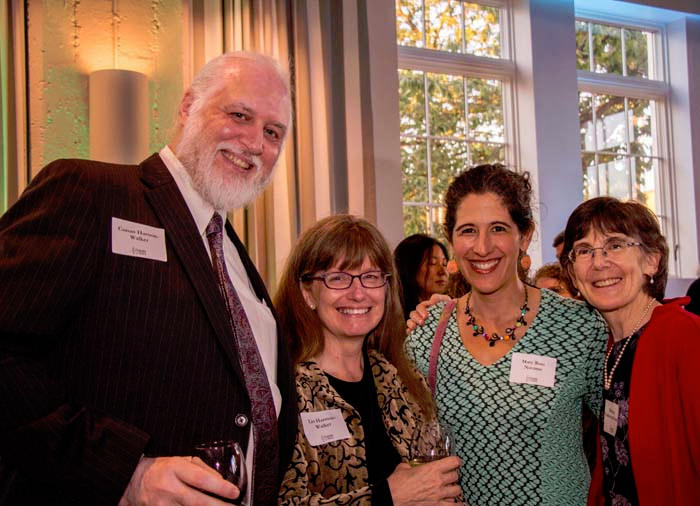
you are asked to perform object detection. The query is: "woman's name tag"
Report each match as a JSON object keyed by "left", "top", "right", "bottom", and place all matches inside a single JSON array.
[
  {"left": 509, "top": 352, "right": 557, "bottom": 387},
  {"left": 603, "top": 400, "right": 619, "bottom": 436},
  {"left": 301, "top": 408, "right": 351, "bottom": 446}
]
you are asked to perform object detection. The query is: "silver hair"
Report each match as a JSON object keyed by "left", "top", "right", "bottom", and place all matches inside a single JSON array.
[{"left": 189, "top": 51, "right": 290, "bottom": 111}]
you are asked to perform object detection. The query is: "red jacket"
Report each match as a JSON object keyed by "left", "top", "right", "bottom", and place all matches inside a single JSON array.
[{"left": 589, "top": 297, "right": 700, "bottom": 505}]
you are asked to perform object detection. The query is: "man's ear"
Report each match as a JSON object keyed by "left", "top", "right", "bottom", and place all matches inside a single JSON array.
[{"left": 178, "top": 89, "right": 196, "bottom": 126}]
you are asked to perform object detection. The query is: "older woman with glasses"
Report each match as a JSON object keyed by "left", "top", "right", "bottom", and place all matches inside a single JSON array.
[
  {"left": 275, "top": 215, "right": 461, "bottom": 505},
  {"left": 560, "top": 196, "right": 700, "bottom": 506}
]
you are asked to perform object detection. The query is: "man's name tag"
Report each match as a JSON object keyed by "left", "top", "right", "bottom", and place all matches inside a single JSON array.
[
  {"left": 111, "top": 217, "right": 167, "bottom": 262},
  {"left": 300, "top": 408, "right": 351, "bottom": 446},
  {"left": 509, "top": 352, "right": 557, "bottom": 388},
  {"left": 603, "top": 400, "right": 619, "bottom": 436}
]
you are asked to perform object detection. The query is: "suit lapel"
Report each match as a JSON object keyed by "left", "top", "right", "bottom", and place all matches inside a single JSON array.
[{"left": 138, "top": 154, "right": 245, "bottom": 385}]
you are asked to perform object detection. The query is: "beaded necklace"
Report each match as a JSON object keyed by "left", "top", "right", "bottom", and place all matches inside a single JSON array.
[
  {"left": 464, "top": 288, "right": 530, "bottom": 347},
  {"left": 603, "top": 297, "right": 655, "bottom": 390}
]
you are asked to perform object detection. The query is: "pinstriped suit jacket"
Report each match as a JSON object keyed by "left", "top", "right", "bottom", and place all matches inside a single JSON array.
[{"left": 0, "top": 154, "right": 296, "bottom": 505}]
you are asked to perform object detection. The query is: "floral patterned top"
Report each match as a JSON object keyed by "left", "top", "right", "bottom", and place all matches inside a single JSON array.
[{"left": 600, "top": 326, "right": 646, "bottom": 506}]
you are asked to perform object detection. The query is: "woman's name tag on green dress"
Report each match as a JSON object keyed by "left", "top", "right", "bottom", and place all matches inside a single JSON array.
[{"left": 509, "top": 352, "right": 557, "bottom": 387}]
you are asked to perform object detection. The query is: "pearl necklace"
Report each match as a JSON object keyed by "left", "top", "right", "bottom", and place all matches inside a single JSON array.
[
  {"left": 464, "top": 288, "right": 530, "bottom": 347},
  {"left": 603, "top": 298, "right": 655, "bottom": 391}
]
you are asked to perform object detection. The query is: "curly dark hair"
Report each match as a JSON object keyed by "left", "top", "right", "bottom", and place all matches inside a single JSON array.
[
  {"left": 444, "top": 163, "right": 534, "bottom": 243},
  {"left": 393, "top": 234, "right": 449, "bottom": 319},
  {"left": 560, "top": 197, "right": 668, "bottom": 301}
]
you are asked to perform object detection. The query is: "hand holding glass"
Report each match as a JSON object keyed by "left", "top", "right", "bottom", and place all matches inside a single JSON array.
[
  {"left": 194, "top": 440, "right": 247, "bottom": 504},
  {"left": 409, "top": 418, "right": 455, "bottom": 466}
]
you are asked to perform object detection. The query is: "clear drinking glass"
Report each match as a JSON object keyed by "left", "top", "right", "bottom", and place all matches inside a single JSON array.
[
  {"left": 194, "top": 440, "right": 247, "bottom": 505},
  {"left": 409, "top": 419, "right": 464, "bottom": 502},
  {"left": 409, "top": 417, "right": 456, "bottom": 466}
]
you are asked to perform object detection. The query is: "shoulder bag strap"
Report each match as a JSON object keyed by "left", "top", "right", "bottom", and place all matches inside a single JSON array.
[{"left": 428, "top": 299, "right": 456, "bottom": 396}]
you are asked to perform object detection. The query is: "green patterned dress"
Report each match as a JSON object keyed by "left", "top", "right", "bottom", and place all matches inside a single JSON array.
[{"left": 405, "top": 289, "right": 607, "bottom": 506}]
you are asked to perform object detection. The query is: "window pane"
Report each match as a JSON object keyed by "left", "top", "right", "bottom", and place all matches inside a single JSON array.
[
  {"left": 425, "top": 0, "right": 462, "bottom": 52},
  {"left": 592, "top": 23, "right": 622, "bottom": 75},
  {"left": 399, "top": 69, "right": 426, "bottom": 136},
  {"left": 470, "top": 141, "right": 504, "bottom": 165},
  {"left": 430, "top": 139, "right": 468, "bottom": 205},
  {"left": 396, "top": 0, "right": 424, "bottom": 47},
  {"left": 464, "top": 2, "right": 500, "bottom": 57},
  {"left": 579, "top": 92, "right": 594, "bottom": 151},
  {"left": 403, "top": 205, "right": 430, "bottom": 235},
  {"left": 624, "top": 28, "right": 650, "bottom": 78},
  {"left": 598, "top": 153, "right": 630, "bottom": 199},
  {"left": 429, "top": 205, "right": 447, "bottom": 237},
  {"left": 595, "top": 94, "right": 626, "bottom": 153},
  {"left": 576, "top": 20, "right": 590, "bottom": 71},
  {"left": 401, "top": 138, "right": 428, "bottom": 203},
  {"left": 427, "top": 73, "right": 465, "bottom": 138},
  {"left": 468, "top": 78, "right": 503, "bottom": 141},
  {"left": 582, "top": 152, "right": 597, "bottom": 200},
  {"left": 628, "top": 97, "right": 654, "bottom": 157},
  {"left": 633, "top": 156, "right": 658, "bottom": 212}
]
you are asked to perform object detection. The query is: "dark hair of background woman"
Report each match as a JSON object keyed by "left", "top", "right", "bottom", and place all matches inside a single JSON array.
[{"left": 394, "top": 234, "right": 449, "bottom": 319}]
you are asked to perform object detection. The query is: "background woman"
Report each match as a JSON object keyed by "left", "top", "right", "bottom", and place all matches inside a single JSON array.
[
  {"left": 394, "top": 234, "right": 450, "bottom": 318},
  {"left": 405, "top": 164, "right": 608, "bottom": 505},
  {"left": 560, "top": 197, "right": 700, "bottom": 505},
  {"left": 275, "top": 215, "right": 461, "bottom": 505},
  {"left": 532, "top": 262, "right": 573, "bottom": 298}
]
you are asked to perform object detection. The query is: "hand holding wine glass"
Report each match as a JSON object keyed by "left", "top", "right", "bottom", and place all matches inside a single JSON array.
[
  {"left": 194, "top": 440, "right": 247, "bottom": 505},
  {"left": 409, "top": 417, "right": 456, "bottom": 466},
  {"left": 118, "top": 454, "right": 241, "bottom": 506}
]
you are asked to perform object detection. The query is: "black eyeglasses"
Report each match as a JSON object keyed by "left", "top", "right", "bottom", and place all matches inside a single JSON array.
[{"left": 302, "top": 270, "right": 390, "bottom": 290}]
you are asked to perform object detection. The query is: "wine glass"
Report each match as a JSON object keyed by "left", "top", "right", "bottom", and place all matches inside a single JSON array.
[
  {"left": 410, "top": 419, "right": 464, "bottom": 503},
  {"left": 194, "top": 440, "right": 247, "bottom": 504},
  {"left": 409, "top": 417, "right": 455, "bottom": 466}
]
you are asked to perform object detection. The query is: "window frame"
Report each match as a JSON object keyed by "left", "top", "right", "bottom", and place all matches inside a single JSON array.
[
  {"left": 397, "top": 0, "right": 517, "bottom": 237},
  {"left": 575, "top": 9, "right": 679, "bottom": 275}
]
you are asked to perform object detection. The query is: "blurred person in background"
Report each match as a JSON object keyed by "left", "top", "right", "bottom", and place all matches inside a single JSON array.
[
  {"left": 533, "top": 262, "right": 573, "bottom": 298},
  {"left": 394, "top": 234, "right": 450, "bottom": 319}
]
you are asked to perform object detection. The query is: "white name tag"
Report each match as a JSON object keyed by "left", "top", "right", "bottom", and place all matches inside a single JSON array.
[
  {"left": 603, "top": 400, "right": 619, "bottom": 436},
  {"left": 111, "top": 217, "right": 167, "bottom": 262},
  {"left": 300, "top": 408, "right": 351, "bottom": 446},
  {"left": 509, "top": 352, "right": 557, "bottom": 388}
]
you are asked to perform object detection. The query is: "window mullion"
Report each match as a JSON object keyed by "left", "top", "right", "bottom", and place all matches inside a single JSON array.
[{"left": 423, "top": 72, "right": 433, "bottom": 234}]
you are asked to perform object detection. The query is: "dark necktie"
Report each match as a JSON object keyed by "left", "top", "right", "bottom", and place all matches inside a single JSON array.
[{"left": 205, "top": 213, "right": 279, "bottom": 506}]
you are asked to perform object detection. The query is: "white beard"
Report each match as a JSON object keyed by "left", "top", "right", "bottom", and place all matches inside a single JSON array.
[{"left": 175, "top": 113, "right": 273, "bottom": 212}]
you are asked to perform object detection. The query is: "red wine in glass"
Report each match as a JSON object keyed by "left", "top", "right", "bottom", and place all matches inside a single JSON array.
[{"left": 194, "top": 440, "right": 247, "bottom": 505}]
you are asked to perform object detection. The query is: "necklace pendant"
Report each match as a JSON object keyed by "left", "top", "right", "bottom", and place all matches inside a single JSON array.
[{"left": 463, "top": 288, "right": 531, "bottom": 349}]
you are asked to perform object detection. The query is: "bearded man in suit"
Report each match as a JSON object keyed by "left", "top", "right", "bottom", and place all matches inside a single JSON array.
[{"left": 0, "top": 51, "right": 296, "bottom": 506}]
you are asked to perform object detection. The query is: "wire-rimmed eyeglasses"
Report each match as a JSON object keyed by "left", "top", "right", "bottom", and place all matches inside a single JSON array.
[
  {"left": 568, "top": 238, "right": 642, "bottom": 264},
  {"left": 302, "top": 270, "right": 390, "bottom": 290}
]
